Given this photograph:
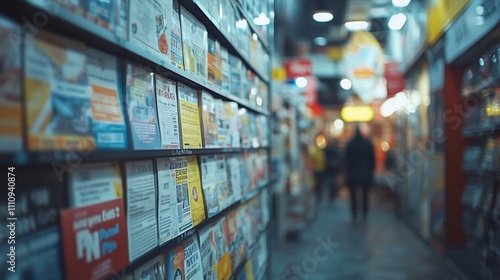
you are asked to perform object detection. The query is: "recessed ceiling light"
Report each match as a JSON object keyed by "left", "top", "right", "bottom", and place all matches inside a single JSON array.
[
  {"left": 314, "top": 37, "right": 328, "bottom": 46},
  {"left": 344, "top": 21, "right": 370, "bottom": 31},
  {"left": 388, "top": 13, "right": 407, "bottom": 30},
  {"left": 313, "top": 11, "right": 334, "bottom": 22},
  {"left": 392, "top": 0, "right": 411, "bottom": 8},
  {"left": 340, "top": 78, "right": 352, "bottom": 90}
]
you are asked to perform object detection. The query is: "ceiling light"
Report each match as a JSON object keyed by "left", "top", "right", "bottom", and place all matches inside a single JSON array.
[
  {"left": 314, "top": 36, "right": 328, "bottom": 46},
  {"left": 253, "top": 13, "right": 270, "bottom": 26},
  {"left": 388, "top": 13, "right": 407, "bottom": 30},
  {"left": 295, "top": 77, "right": 308, "bottom": 88},
  {"left": 344, "top": 21, "right": 370, "bottom": 31},
  {"left": 392, "top": 0, "right": 411, "bottom": 8},
  {"left": 334, "top": 119, "right": 344, "bottom": 129},
  {"left": 340, "top": 78, "right": 352, "bottom": 90},
  {"left": 252, "top": 33, "right": 258, "bottom": 41},
  {"left": 313, "top": 11, "right": 334, "bottom": 22}
]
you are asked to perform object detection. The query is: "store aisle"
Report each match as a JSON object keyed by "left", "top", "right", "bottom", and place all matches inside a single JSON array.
[{"left": 271, "top": 192, "right": 467, "bottom": 280}]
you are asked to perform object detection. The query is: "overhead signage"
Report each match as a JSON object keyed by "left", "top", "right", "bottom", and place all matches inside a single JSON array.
[
  {"left": 445, "top": 0, "right": 500, "bottom": 63},
  {"left": 284, "top": 58, "right": 312, "bottom": 79},
  {"left": 385, "top": 61, "right": 405, "bottom": 98}
]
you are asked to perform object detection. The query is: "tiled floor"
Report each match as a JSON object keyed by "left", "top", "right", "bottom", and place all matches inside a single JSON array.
[{"left": 271, "top": 193, "right": 467, "bottom": 280}]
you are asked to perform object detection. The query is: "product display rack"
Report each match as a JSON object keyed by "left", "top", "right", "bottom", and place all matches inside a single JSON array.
[
  {"left": 0, "top": 0, "right": 273, "bottom": 279},
  {"left": 459, "top": 43, "right": 500, "bottom": 279}
]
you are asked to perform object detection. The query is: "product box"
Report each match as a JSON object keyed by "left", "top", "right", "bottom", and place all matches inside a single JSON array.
[
  {"left": 221, "top": 46, "right": 230, "bottom": 95},
  {"left": 86, "top": 0, "right": 128, "bottom": 39},
  {"left": 24, "top": 30, "right": 94, "bottom": 151},
  {"left": 171, "top": 0, "right": 184, "bottom": 70},
  {"left": 125, "top": 160, "right": 158, "bottom": 262},
  {"left": 157, "top": 156, "right": 192, "bottom": 244},
  {"left": 134, "top": 254, "right": 167, "bottom": 279},
  {"left": 181, "top": 7, "right": 208, "bottom": 80},
  {"left": 208, "top": 37, "right": 222, "bottom": 88},
  {"left": 215, "top": 99, "right": 229, "bottom": 147},
  {"left": 156, "top": 75, "right": 181, "bottom": 149},
  {"left": 199, "top": 218, "right": 231, "bottom": 280},
  {"left": 201, "top": 91, "right": 219, "bottom": 148},
  {"left": 128, "top": 0, "right": 172, "bottom": 61},
  {"left": 125, "top": 62, "right": 162, "bottom": 149},
  {"left": 229, "top": 54, "right": 243, "bottom": 98},
  {"left": 69, "top": 162, "right": 123, "bottom": 208},
  {"left": 225, "top": 102, "right": 241, "bottom": 147},
  {"left": 87, "top": 48, "right": 128, "bottom": 149},
  {"left": 167, "top": 236, "right": 204, "bottom": 280},
  {"left": 60, "top": 198, "right": 129, "bottom": 280},
  {"left": 227, "top": 154, "right": 243, "bottom": 202},
  {"left": 187, "top": 156, "right": 206, "bottom": 226},
  {"left": 201, "top": 155, "right": 220, "bottom": 217},
  {"left": 216, "top": 154, "right": 232, "bottom": 210},
  {"left": 178, "top": 83, "right": 203, "bottom": 148}
]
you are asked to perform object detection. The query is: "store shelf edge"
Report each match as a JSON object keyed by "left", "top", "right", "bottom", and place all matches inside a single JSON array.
[{"left": 0, "top": 147, "right": 271, "bottom": 167}]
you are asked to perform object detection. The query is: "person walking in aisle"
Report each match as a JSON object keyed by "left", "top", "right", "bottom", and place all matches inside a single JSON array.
[
  {"left": 324, "top": 138, "right": 342, "bottom": 203},
  {"left": 345, "top": 124, "right": 375, "bottom": 221},
  {"left": 310, "top": 140, "right": 326, "bottom": 203}
]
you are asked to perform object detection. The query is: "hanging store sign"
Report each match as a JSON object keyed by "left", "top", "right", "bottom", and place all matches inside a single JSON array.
[
  {"left": 385, "top": 61, "right": 405, "bottom": 98},
  {"left": 427, "top": 0, "right": 470, "bottom": 45},
  {"left": 342, "top": 31, "right": 386, "bottom": 103},
  {"left": 445, "top": 0, "right": 500, "bottom": 63},
  {"left": 340, "top": 105, "right": 375, "bottom": 122},
  {"left": 284, "top": 58, "right": 312, "bottom": 79}
]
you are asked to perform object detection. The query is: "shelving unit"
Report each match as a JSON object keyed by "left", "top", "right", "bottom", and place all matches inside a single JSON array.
[
  {"left": 459, "top": 43, "right": 500, "bottom": 279},
  {"left": 0, "top": 0, "right": 273, "bottom": 279}
]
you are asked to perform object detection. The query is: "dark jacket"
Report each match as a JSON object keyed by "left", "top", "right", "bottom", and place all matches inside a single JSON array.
[
  {"left": 345, "top": 128, "right": 375, "bottom": 187},
  {"left": 324, "top": 142, "right": 341, "bottom": 173}
]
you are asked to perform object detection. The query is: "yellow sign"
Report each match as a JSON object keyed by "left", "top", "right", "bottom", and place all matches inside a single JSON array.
[
  {"left": 340, "top": 106, "right": 375, "bottom": 122},
  {"left": 327, "top": 46, "right": 343, "bottom": 61},
  {"left": 272, "top": 67, "right": 286, "bottom": 82},
  {"left": 427, "top": 0, "right": 469, "bottom": 45}
]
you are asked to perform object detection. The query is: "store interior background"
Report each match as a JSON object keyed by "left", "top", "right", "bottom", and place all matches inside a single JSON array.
[
  {"left": 270, "top": 0, "right": 500, "bottom": 279},
  {"left": 0, "top": 0, "right": 499, "bottom": 279}
]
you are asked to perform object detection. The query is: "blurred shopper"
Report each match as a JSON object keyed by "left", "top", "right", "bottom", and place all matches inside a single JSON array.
[
  {"left": 310, "top": 143, "right": 326, "bottom": 202},
  {"left": 324, "top": 138, "right": 342, "bottom": 202},
  {"left": 345, "top": 125, "right": 375, "bottom": 220}
]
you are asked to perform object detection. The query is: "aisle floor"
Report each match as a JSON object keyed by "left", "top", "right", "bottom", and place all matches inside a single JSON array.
[{"left": 271, "top": 192, "right": 467, "bottom": 280}]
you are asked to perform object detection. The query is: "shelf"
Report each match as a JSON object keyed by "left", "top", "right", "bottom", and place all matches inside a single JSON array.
[
  {"left": 463, "top": 202, "right": 495, "bottom": 219},
  {"left": 462, "top": 76, "right": 500, "bottom": 97},
  {"left": 233, "top": 1, "right": 270, "bottom": 53},
  {"left": 179, "top": 0, "right": 270, "bottom": 83},
  {"left": 229, "top": 223, "right": 270, "bottom": 280},
  {"left": 462, "top": 124, "right": 500, "bottom": 137},
  {"left": 19, "top": 1, "right": 269, "bottom": 117},
  {"left": 463, "top": 166, "right": 500, "bottom": 175},
  {"left": 117, "top": 180, "right": 272, "bottom": 278},
  {"left": 0, "top": 147, "right": 269, "bottom": 168}
]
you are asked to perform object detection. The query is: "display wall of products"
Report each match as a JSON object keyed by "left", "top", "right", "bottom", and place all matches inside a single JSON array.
[
  {"left": 23, "top": 0, "right": 270, "bottom": 83},
  {"left": 0, "top": 153, "right": 271, "bottom": 280},
  {"left": 0, "top": 0, "right": 272, "bottom": 279},
  {"left": 0, "top": 17, "right": 270, "bottom": 158},
  {"left": 461, "top": 45, "right": 500, "bottom": 274}
]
